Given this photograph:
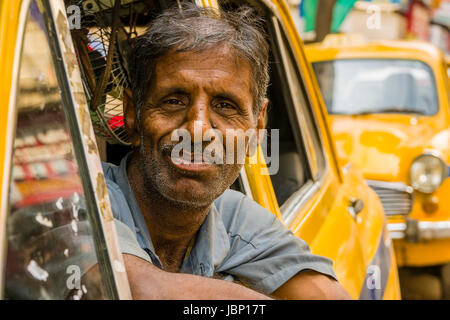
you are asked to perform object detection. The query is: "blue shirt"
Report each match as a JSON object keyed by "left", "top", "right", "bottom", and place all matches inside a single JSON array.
[{"left": 103, "top": 153, "right": 337, "bottom": 294}]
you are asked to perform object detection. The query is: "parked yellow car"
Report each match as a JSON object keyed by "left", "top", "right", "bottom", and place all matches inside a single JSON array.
[
  {"left": 0, "top": 0, "right": 400, "bottom": 299},
  {"left": 306, "top": 35, "right": 450, "bottom": 299},
  {"left": 446, "top": 56, "right": 450, "bottom": 79}
]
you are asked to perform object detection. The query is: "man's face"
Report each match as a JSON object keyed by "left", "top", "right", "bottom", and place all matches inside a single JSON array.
[{"left": 127, "top": 45, "right": 266, "bottom": 207}]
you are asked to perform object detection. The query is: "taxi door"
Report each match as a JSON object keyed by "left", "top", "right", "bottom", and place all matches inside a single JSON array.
[{"left": 0, "top": 0, "right": 131, "bottom": 299}]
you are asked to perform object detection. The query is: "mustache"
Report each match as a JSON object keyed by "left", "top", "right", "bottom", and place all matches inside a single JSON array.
[
  {"left": 160, "top": 143, "right": 176, "bottom": 156},
  {"left": 160, "top": 142, "right": 222, "bottom": 155},
  {"left": 160, "top": 141, "right": 227, "bottom": 165}
]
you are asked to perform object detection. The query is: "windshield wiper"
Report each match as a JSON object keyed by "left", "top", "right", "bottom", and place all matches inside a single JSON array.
[{"left": 352, "top": 107, "right": 425, "bottom": 116}]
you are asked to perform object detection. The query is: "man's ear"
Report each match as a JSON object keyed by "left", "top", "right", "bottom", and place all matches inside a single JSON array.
[
  {"left": 257, "top": 98, "right": 269, "bottom": 145},
  {"left": 123, "top": 88, "right": 140, "bottom": 148}
]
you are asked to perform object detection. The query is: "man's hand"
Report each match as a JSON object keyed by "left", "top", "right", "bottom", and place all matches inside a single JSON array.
[
  {"left": 123, "top": 254, "right": 271, "bottom": 300},
  {"left": 272, "top": 270, "right": 352, "bottom": 300}
]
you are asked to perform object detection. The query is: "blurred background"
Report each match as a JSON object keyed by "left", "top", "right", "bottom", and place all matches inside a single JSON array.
[
  {"left": 288, "top": 0, "right": 450, "bottom": 300},
  {"left": 287, "top": 0, "right": 450, "bottom": 51}
]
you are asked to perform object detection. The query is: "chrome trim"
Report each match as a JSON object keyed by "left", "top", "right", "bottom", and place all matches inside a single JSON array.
[
  {"left": 366, "top": 180, "right": 414, "bottom": 194},
  {"left": 417, "top": 221, "right": 450, "bottom": 240},
  {"left": 386, "top": 223, "right": 407, "bottom": 240},
  {"left": 281, "top": 179, "right": 319, "bottom": 226},
  {"left": 366, "top": 180, "right": 414, "bottom": 217},
  {"left": 342, "top": 162, "right": 352, "bottom": 174},
  {"left": 387, "top": 221, "right": 450, "bottom": 241},
  {"left": 421, "top": 149, "right": 445, "bottom": 162}
]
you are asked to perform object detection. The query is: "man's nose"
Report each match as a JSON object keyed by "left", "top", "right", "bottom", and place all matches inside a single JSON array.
[{"left": 184, "top": 98, "right": 214, "bottom": 140}]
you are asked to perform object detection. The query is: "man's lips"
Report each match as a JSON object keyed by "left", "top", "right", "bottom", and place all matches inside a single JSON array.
[{"left": 167, "top": 152, "right": 216, "bottom": 173}]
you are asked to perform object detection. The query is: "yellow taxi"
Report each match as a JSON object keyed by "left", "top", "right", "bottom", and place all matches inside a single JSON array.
[
  {"left": 0, "top": 0, "right": 400, "bottom": 299},
  {"left": 446, "top": 56, "right": 450, "bottom": 79},
  {"left": 306, "top": 35, "right": 450, "bottom": 299}
]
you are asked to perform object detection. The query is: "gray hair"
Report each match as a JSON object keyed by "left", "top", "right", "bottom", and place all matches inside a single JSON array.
[{"left": 128, "top": 3, "right": 270, "bottom": 119}]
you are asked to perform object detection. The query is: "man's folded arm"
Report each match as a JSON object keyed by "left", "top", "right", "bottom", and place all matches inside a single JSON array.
[
  {"left": 112, "top": 219, "right": 270, "bottom": 299},
  {"left": 272, "top": 270, "right": 352, "bottom": 300},
  {"left": 123, "top": 254, "right": 271, "bottom": 300},
  {"left": 215, "top": 192, "right": 352, "bottom": 300}
]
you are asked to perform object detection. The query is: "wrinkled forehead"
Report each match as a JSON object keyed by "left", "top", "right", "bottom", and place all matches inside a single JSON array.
[{"left": 151, "top": 44, "right": 254, "bottom": 97}]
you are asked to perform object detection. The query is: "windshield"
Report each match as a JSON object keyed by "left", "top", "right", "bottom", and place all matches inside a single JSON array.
[{"left": 312, "top": 59, "right": 439, "bottom": 116}]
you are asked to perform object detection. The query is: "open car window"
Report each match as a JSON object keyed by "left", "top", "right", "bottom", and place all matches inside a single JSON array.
[{"left": 265, "top": 14, "right": 327, "bottom": 212}]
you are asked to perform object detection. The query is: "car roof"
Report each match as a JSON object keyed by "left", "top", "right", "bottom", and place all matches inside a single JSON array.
[{"left": 305, "top": 35, "right": 444, "bottom": 63}]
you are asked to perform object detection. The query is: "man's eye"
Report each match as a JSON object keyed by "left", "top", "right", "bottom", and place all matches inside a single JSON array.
[
  {"left": 216, "top": 102, "right": 236, "bottom": 110},
  {"left": 164, "top": 99, "right": 183, "bottom": 105},
  {"left": 161, "top": 98, "right": 187, "bottom": 110}
]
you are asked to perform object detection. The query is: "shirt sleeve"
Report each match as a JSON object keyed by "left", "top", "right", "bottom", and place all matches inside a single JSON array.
[
  {"left": 216, "top": 190, "right": 337, "bottom": 294},
  {"left": 104, "top": 177, "right": 152, "bottom": 263},
  {"left": 114, "top": 219, "right": 152, "bottom": 263}
]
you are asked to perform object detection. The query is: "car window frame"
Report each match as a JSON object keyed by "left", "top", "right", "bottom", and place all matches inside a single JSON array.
[
  {"left": 267, "top": 14, "right": 329, "bottom": 223},
  {"left": 46, "top": 0, "right": 132, "bottom": 299},
  {"left": 1, "top": 0, "right": 132, "bottom": 300}
]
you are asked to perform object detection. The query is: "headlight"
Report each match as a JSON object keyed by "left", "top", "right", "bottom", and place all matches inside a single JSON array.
[{"left": 409, "top": 154, "right": 447, "bottom": 194}]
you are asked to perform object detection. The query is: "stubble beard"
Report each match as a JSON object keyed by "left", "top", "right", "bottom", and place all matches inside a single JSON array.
[{"left": 138, "top": 136, "right": 238, "bottom": 210}]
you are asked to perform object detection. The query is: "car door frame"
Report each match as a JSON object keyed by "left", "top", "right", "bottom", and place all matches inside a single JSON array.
[{"left": 0, "top": 0, "right": 132, "bottom": 300}]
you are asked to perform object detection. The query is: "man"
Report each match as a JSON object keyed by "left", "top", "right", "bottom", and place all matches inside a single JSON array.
[{"left": 104, "top": 4, "right": 351, "bottom": 299}]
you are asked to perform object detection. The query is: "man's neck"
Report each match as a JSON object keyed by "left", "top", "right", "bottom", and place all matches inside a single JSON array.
[{"left": 127, "top": 152, "right": 210, "bottom": 272}]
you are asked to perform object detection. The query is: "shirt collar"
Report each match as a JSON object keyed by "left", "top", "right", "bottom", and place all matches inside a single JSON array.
[
  {"left": 117, "top": 152, "right": 230, "bottom": 273},
  {"left": 181, "top": 203, "right": 230, "bottom": 275}
]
